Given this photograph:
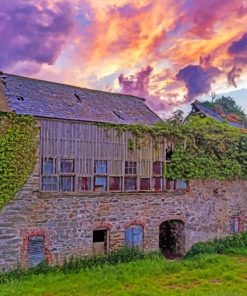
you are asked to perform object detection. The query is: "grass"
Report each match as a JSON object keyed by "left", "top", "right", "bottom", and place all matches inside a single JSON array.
[{"left": 0, "top": 249, "right": 247, "bottom": 296}]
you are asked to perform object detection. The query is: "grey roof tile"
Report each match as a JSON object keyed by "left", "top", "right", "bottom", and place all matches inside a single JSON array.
[{"left": 0, "top": 73, "right": 162, "bottom": 125}]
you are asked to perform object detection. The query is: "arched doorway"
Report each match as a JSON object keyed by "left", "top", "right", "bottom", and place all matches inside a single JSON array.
[{"left": 159, "top": 220, "right": 185, "bottom": 259}]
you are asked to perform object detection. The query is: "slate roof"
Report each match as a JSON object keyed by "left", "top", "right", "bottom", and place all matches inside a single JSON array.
[
  {"left": 0, "top": 73, "right": 162, "bottom": 125},
  {"left": 191, "top": 101, "right": 245, "bottom": 128}
]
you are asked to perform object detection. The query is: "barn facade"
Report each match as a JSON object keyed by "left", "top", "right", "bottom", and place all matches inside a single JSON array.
[{"left": 0, "top": 73, "right": 246, "bottom": 271}]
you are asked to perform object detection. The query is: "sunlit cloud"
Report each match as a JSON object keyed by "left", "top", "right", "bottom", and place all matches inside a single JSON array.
[{"left": 1, "top": 0, "right": 247, "bottom": 115}]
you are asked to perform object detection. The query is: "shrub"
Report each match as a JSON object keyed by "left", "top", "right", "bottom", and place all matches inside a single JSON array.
[
  {"left": 0, "top": 248, "right": 145, "bottom": 284},
  {"left": 185, "top": 232, "right": 247, "bottom": 258}
]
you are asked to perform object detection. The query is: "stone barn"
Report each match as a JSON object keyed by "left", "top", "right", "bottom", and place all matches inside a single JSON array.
[{"left": 0, "top": 72, "right": 246, "bottom": 271}]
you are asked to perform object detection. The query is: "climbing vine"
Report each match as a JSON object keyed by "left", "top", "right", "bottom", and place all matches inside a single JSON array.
[
  {"left": 0, "top": 112, "right": 38, "bottom": 210},
  {"left": 98, "top": 116, "right": 247, "bottom": 181}
]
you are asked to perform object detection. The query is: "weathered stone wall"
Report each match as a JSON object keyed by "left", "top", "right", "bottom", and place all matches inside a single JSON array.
[{"left": 0, "top": 155, "right": 246, "bottom": 271}]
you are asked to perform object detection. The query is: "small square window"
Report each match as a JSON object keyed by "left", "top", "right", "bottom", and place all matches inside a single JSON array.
[
  {"left": 94, "top": 176, "right": 107, "bottom": 192},
  {"left": 60, "top": 159, "right": 74, "bottom": 173},
  {"left": 177, "top": 179, "right": 188, "bottom": 190},
  {"left": 166, "top": 179, "right": 175, "bottom": 190},
  {"left": 125, "top": 161, "right": 137, "bottom": 175},
  {"left": 140, "top": 178, "right": 150, "bottom": 191},
  {"left": 153, "top": 177, "right": 163, "bottom": 191},
  {"left": 41, "top": 176, "right": 57, "bottom": 191},
  {"left": 94, "top": 160, "right": 107, "bottom": 174},
  {"left": 109, "top": 177, "right": 122, "bottom": 191},
  {"left": 42, "top": 158, "right": 55, "bottom": 174},
  {"left": 60, "top": 176, "right": 74, "bottom": 191},
  {"left": 78, "top": 177, "right": 91, "bottom": 191},
  {"left": 153, "top": 162, "right": 163, "bottom": 175},
  {"left": 124, "top": 177, "right": 137, "bottom": 191}
]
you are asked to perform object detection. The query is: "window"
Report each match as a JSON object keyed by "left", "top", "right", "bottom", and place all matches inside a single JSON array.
[
  {"left": 94, "top": 176, "right": 107, "bottom": 192},
  {"left": 124, "top": 177, "right": 137, "bottom": 191},
  {"left": 153, "top": 177, "right": 163, "bottom": 191},
  {"left": 230, "top": 216, "right": 241, "bottom": 233},
  {"left": 125, "top": 161, "right": 137, "bottom": 175},
  {"left": 28, "top": 236, "right": 45, "bottom": 267},
  {"left": 41, "top": 176, "right": 58, "bottom": 191},
  {"left": 125, "top": 225, "right": 143, "bottom": 249},
  {"left": 60, "top": 159, "right": 74, "bottom": 173},
  {"left": 166, "top": 147, "right": 173, "bottom": 161},
  {"left": 94, "top": 160, "right": 107, "bottom": 174},
  {"left": 93, "top": 229, "right": 109, "bottom": 255},
  {"left": 140, "top": 178, "right": 150, "bottom": 191},
  {"left": 60, "top": 176, "right": 74, "bottom": 192},
  {"left": 153, "top": 162, "right": 163, "bottom": 175},
  {"left": 42, "top": 158, "right": 55, "bottom": 174},
  {"left": 78, "top": 177, "right": 91, "bottom": 191},
  {"left": 177, "top": 179, "right": 188, "bottom": 190},
  {"left": 109, "top": 177, "right": 122, "bottom": 191},
  {"left": 166, "top": 179, "right": 175, "bottom": 190}
]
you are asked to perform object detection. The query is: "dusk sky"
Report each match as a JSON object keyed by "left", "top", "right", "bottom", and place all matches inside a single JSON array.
[{"left": 1, "top": 0, "right": 247, "bottom": 117}]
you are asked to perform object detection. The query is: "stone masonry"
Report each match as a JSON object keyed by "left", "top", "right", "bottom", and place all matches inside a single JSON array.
[{"left": 0, "top": 156, "right": 246, "bottom": 271}]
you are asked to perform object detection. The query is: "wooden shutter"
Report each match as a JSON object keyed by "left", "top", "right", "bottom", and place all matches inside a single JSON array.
[
  {"left": 125, "top": 226, "right": 143, "bottom": 248},
  {"left": 28, "top": 236, "right": 45, "bottom": 267}
]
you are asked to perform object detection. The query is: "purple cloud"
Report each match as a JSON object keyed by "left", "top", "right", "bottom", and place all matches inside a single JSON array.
[
  {"left": 0, "top": 0, "right": 74, "bottom": 72},
  {"left": 176, "top": 64, "right": 220, "bottom": 99},
  {"left": 228, "top": 33, "right": 247, "bottom": 55},
  {"left": 118, "top": 66, "right": 153, "bottom": 98}
]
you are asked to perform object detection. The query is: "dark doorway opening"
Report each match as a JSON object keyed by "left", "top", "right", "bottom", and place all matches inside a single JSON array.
[
  {"left": 159, "top": 220, "right": 185, "bottom": 259},
  {"left": 93, "top": 229, "right": 109, "bottom": 255}
]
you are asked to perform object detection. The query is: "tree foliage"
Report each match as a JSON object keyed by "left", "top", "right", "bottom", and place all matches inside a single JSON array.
[{"left": 201, "top": 96, "right": 247, "bottom": 126}]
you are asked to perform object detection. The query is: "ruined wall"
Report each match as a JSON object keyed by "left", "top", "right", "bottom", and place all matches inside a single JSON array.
[{"left": 0, "top": 156, "right": 246, "bottom": 271}]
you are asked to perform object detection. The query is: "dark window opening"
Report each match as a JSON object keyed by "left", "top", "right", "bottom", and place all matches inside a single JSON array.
[
  {"left": 153, "top": 162, "right": 163, "bottom": 175},
  {"left": 60, "top": 176, "right": 74, "bottom": 192},
  {"left": 60, "top": 159, "right": 74, "bottom": 173},
  {"left": 93, "top": 229, "right": 108, "bottom": 255},
  {"left": 153, "top": 177, "right": 163, "bottom": 191},
  {"left": 94, "top": 160, "right": 107, "bottom": 174},
  {"left": 28, "top": 236, "right": 45, "bottom": 267},
  {"left": 78, "top": 177, "right": 91, "bottom": 191},
  {"left": 125, "top": 161, "right": 137, "bottom": 175},
  {"left": 159, "top": 220, "right": 185, "bottom": 259},
  {"left": 109, "top": 177, "right": 122, "bottom": 191},
  {"left": 94, "top": 176, "right": 107, "bottom": 192},
  {"left": 140, "top": 178, "right": 150, "bottom": 191},
  {"left": 125, "top": 226, "right": 144, "bottom": 249},
  {"left": 42, "top": 176, "right": 58, "bottom": 191},
  {"left": 166, "top": 147, "right": 173, "bottom": 161},
  {"left": 124, "top": 177, "right": 137, "bottom": 191}
]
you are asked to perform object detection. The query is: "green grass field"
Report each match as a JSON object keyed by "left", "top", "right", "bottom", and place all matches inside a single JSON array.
[{"left": 1, "top": 249, "right": 247, "bottom": 296}]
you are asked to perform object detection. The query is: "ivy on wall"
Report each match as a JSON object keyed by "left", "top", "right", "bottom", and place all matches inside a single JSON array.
[
  {"left": 98, "top": 115, "right": 247, "bottom": 181},
  {"left": 0, "top": 112, "right": 38, "bottom": 210}
]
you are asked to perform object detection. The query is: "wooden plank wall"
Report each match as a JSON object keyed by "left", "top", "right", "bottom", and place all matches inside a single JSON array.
[{"left": 40, "top": 119, "right": 170, "bottom": 191}]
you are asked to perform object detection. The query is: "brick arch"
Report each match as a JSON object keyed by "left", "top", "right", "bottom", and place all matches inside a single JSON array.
[
  {"left": 124, "top": 220, "right": 145, "bottom": 229},
  {"left": 158, "top": 215, "right": 186, "bottom": 226},
  {"left": 94, "top": 222, "right": 113, "bottom": 230},
  {"left": 20, "top": 228, "right": 52, "bottom": 267}
]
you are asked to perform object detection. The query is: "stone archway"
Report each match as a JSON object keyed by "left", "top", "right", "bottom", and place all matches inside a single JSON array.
[{"left": 159, "top": 220, "right": 185, "bottom": 259}]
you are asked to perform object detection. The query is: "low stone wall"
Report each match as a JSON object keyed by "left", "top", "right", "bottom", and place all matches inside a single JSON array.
[{"left": 0, "top": 159, "right": 246, "bottom": 271}]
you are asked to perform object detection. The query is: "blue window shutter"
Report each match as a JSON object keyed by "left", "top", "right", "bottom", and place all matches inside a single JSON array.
[
  {"left": 133, "top": 226, "right": 143, "bottom": 247},
  {"left": 28, "top": 236, "right": 45, "bottom": 267},
  {"left": 125, "top": 228, "right": 133, "bottom": 247}
]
